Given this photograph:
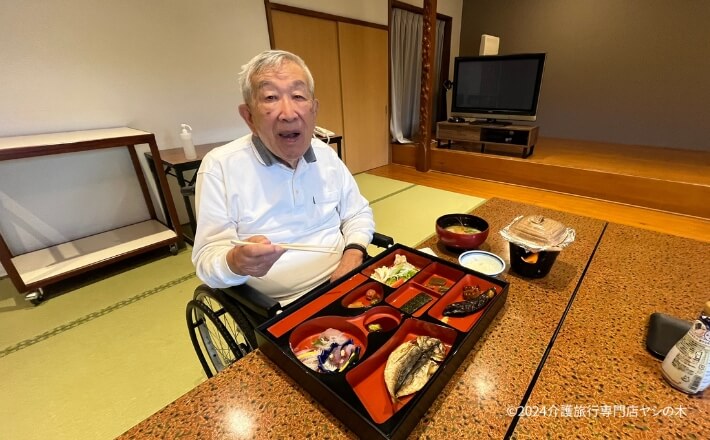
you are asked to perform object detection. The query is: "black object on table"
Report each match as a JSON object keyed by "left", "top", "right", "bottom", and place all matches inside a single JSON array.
[{"left": 646, "top": 313, "right": 692, "bottom": 359}]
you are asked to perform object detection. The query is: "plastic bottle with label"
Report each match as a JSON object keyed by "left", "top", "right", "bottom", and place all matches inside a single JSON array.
[
  {"left": 661, "top": 301, "right": 710, "bottom": 394},
  {"left": 180, "top": 124, "right": 197, "bottom": 160}
]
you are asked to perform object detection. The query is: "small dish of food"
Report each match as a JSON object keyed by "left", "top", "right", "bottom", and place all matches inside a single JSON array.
[
  {"left": 289, "top": 317, "right": 368, "bottom": 374},
  {"left": 436, "top": 214, "right": 489, "bottom": 250},
  {"left": 341, "top": 282, "right": 385, "bottom": 309},
  {"left": 458, "top": 250, "right": 506, "bottom": 277},
  {"left": 363, "top": 252, "right": 427, "bottom": 287}
]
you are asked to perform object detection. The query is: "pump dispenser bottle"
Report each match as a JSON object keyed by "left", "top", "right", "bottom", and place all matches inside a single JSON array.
[
  {"left": 661, "top": 301, "right": 710, "bottom": 394},
  {"left": 180, "top": 124, "right": 197, "bottom": 159}
]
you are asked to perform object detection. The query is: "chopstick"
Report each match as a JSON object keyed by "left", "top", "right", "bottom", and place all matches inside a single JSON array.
[{"left": 231, "top": 240, "right": 338, "bottom": 254}]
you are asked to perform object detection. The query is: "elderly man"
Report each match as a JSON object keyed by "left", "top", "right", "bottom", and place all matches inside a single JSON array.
[{"left": 192, "top": 50, "right": 375, "bottom": 305}]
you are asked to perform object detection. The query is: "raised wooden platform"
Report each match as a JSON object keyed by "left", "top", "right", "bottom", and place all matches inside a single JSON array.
[{"left": 391, "top": 137, "right": 710, "bottom": 219}]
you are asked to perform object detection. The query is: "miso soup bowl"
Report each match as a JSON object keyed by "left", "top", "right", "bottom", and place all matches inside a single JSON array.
[{"left": 436, "top": 214, "right": 489, "bottom": 250}]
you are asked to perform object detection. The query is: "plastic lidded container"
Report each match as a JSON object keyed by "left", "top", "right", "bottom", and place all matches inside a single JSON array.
[
  {"left": 661, "top": 301, "right": 710, "bottom": 394},
  {"left": 500, "top": 215, "right": 575, "bottom": 278}
]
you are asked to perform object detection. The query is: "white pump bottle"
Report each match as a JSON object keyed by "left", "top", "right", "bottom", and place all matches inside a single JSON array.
[{"left": 180, "top": 124, "right": 197, "bottom": 160}]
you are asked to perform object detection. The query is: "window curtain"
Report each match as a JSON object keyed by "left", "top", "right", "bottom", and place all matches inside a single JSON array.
[{"left": 390, "top": 8, "right": 445, "bottom": 143}]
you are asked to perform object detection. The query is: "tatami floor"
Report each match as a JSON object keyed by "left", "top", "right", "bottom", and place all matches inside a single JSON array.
[
  {"left": 0, "top": 173, "right": 485, "bottom": 440},
  {"left": 1, "top": 164, "right": 708, "bottom": 439}
]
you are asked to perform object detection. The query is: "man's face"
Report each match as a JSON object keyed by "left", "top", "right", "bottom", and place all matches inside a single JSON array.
[{"left": 239, "top": 61, "right": 318, "bottom": 167}]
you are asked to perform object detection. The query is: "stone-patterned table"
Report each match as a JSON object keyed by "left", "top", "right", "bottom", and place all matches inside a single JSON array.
[
  {"left": 512, "top": 223, "right": 710, "bottom": 439},
  {"left": 409, "top": 198, "right": 606, "bottom": 438},
  {"left": 120, "top": 198, "right": 706, "bottom": 439}
]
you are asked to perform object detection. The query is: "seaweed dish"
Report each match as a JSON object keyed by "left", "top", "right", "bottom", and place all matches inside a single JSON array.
[{"left": 400, "top": 292, "right": 433, "bottom": 315}]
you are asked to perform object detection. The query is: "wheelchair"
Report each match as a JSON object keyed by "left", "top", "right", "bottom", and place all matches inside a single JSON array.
[{"left": 186, "top": 232, "right": 394, "bottom": 378}]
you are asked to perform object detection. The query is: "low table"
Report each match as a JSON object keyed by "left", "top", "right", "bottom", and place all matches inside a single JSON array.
[{"left": 118, "top": 198, "right": 708, "bottom": 439}]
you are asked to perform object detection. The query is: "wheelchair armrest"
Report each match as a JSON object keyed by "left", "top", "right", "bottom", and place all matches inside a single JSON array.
[
  {"left": 372, "top": 232, "right": 394, "bottom": 249},
  {"left": 221, "top": 283, "right": 282, "bottom": 319}
]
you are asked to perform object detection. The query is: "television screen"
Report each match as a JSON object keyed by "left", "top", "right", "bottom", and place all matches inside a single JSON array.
[{"left": 451, "top": 53, "right": 546, "bottom": 123}]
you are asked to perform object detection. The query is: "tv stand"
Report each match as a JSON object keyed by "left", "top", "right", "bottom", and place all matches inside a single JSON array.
[
  {"left": 469, "top": 119, "right": 512, "bottom": 127},
  {"left": 436, "top": 121, "right": 539, "bottom": 158}
]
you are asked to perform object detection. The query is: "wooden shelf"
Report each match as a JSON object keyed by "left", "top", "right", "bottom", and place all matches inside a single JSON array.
[
  {"left": 0, "top": 127, "right": 184, "bottom": 299},
  {"left": 12, "top": 220, "right": 176, "bottom": 286},
  {"left": 436, "top": 121, "right": 539, "bottom": 158}
]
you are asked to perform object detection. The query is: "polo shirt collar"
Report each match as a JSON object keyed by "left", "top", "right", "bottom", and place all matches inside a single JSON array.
[{"left": 251, "top": 135, "right": 317, "bottom": 167}]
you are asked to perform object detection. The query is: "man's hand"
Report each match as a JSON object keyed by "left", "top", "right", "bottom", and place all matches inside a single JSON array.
[
  {"left": 227, "top": 235, "right": 287, "bottom": 277},
  {"left": 330, "top": 248, "right": 365, "bottom": 282}
]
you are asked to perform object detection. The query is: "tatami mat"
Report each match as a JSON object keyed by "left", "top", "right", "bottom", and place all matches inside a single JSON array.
[
  {"left": 368, "top": 184, "right": 486, "bottom": 251},
  {"left": 0, "top": 269, "right": 204, "bottom": 439},
  {"left": 0, "top": 249, "right": 197, "bottom": 350},
  {"left": 0, "top": 174, "right": 486, "bottom": 440},
  {"left": 354, "top": 173, "right": 414, "bottom": 202}
]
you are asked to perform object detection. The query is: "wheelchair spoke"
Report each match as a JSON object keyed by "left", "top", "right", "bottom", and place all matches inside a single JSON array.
[
  {"left": 190, "top": 304, "right": 238, "bottom": 373},
  {"left": 208, "top": 330, "right": 237, "bottom": 366},
  {"left": 188, "top": 286, "right": 260, "bottom": 378},
  {"left": 201, "top": 314, "right": 237, "bottom": 367},
  {"left": 197, "top": 291, "right": 253, "bottom": 355}
]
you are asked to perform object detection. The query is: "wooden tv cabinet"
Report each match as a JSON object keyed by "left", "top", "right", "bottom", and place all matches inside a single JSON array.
[{"left": 436, "top": 121, "right": 539, "bottom": 158}]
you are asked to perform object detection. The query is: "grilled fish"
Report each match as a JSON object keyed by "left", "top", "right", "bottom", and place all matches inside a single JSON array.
[{"left": 384, "top": 336, "right": 446, "bottom": 401}]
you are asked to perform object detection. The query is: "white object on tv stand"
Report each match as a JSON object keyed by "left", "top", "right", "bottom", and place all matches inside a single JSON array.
[{"left": 0, "top": 127, "right": 184, "bottom": 303}]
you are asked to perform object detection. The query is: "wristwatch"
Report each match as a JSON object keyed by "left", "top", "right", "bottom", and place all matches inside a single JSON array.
[{"left": 343, "top": 243, "right": 367, "bottom": 257}]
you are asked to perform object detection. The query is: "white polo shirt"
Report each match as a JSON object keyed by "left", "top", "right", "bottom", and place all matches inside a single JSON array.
[{"left": 191, "top": 134, "right": 374, "bottom": 305}]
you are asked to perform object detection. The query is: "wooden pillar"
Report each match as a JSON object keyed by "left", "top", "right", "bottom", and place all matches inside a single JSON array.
[{"left": 415, "top": 0, "right": 437, "bottom": 172}]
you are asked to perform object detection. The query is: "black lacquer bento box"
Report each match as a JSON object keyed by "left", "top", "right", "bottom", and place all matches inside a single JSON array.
[{"left": 255, "top": 244, "right": 509, "bottom": 440}]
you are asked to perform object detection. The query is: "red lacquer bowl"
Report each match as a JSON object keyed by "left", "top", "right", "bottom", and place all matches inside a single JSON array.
[{"left": 436, "top": 214, "right": 489, "bottom": 250}]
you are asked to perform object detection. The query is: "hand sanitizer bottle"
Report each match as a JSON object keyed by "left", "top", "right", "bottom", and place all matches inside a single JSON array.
[
  {"left": 661, "top": 301, "right": 710, "bottom": 394},
  {"left": 180, "top": 124, "right": 197, "bottom": 160}
]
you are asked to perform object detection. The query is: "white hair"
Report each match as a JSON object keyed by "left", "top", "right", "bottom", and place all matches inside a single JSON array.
[{"left": 238, "top": 50, "right": 315, "bottom": 105}]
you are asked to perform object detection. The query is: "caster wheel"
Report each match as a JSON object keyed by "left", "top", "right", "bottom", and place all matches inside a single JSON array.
[
  {"left": 169, "top": 243, "right": 179, "bottom": 255},
  {"left": 25, "top": 288, "right": 45, "bottom": 305}
]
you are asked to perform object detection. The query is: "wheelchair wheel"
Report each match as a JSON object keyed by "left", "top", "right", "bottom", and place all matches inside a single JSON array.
[
  {"left": 186, "top": 299, "right": 240, "bottom": 378},
  {"left": 187, "top": 286, "right": 257, "bottom": 377}
]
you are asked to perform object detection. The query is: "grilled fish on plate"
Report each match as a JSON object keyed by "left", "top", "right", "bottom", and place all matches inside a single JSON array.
[{"left": 384, "top": 336, "right": 446, "bottom": 401}]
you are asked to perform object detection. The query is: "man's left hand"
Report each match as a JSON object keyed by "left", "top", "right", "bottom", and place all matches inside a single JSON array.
[{"left": 329, "top": 248, "right": 365, "bottom": 282}]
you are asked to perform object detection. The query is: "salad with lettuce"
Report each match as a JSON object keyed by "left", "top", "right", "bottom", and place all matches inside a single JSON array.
[{"left": 371, "top": 254, "right": 419, "bottom": 287}]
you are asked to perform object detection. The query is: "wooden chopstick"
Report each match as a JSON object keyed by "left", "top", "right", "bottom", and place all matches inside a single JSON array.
[{"left": 231, "top": 240, "right": 338, "bottom": 254}]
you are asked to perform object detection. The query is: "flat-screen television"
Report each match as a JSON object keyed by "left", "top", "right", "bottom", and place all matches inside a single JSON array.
[{"left": 451, "top": 53, "right": 546, "bottom": 124}]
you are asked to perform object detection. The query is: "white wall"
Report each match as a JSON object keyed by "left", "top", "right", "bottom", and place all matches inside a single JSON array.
[
  {"left": 0, "top": 0, "right": 465, "bottom": 279},
  {"left": 0, "top": 0, "right": 270, "bottom": 277},
  {"left": 399, "top": 0, "right": 464, "bottom": 80}
]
